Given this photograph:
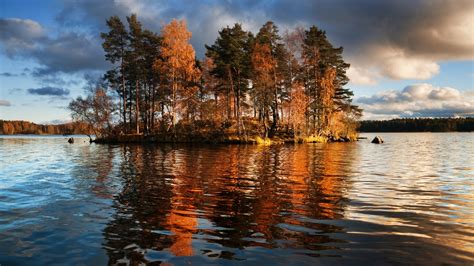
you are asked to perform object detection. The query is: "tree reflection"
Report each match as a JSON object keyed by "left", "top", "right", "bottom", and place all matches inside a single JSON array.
[{"left": 101, "top": 143, "right": 356, "bottom": 264}]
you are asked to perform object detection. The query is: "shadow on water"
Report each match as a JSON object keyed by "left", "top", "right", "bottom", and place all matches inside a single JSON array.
[{"left": 100, "top": 143, "right": 358, "bottom": 264}]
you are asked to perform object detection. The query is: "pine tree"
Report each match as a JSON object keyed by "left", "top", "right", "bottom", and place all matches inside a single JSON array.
[
  {"left": 101, "top": 16, "right": 129, "bottom": 132},
  {"left": 205, "top": 23, "right": 253, "bottom": 135}
]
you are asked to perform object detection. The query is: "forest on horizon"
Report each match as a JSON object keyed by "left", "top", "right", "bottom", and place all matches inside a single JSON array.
[
  {"left": 359, "top": 117, "right": 473, "bottom": 132},
  {"left": 0, "top": 120, "right": 92, "bottom": 135}
]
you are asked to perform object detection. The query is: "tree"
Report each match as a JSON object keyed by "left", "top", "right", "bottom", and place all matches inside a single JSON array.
[
  {"left": 289, "top": 82, "right": 309, "bottom": 140},
  {"left": 140, "top": 30, "right": 162, "bottom": 133},
  {"left": 318, "top": 67, "right": 337, "bottom": 135},
  {"left": 154, "top": 19, "right": 200, "bottom": 135},
  {"left": 200, "top": 57, "right": 223, "bottom": 120},
  {"left": 205, "top": 23, "right": 253, "bottom": 135},
  {"left": 251, "top": 43, "right": 275, "bottom": 138},
  {"left": 126, "top": 14, "right": 145, "bottom": 134},
  {"left": 254, "top": 21, "right": 282, "bottom": 135},
  {"left": 301, "top": 26, "right": 354, "bottom": 135},
  {"left": 101, "top": 16, "right": 128, "bottom": 132},
  {"left": 69, "top": 82, "right": 114, "bottom": 139}
]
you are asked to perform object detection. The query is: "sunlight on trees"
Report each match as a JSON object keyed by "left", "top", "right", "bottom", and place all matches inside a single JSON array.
[{"left": 70, "top": 15, "right": 362, "bottom": 142}]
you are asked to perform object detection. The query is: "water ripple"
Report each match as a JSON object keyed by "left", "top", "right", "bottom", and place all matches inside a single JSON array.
[{"left": 0, "top": 134, "right": 473, "bottom": 265}]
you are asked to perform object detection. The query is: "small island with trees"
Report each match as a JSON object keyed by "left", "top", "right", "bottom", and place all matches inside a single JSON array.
[{"left": 69, "top": 15, "right": 362, "bottom": 144}]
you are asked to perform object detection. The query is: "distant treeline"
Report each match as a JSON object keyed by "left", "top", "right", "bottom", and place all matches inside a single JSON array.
[
  {"left": 0, "top": 120, "right": 92, "bottom": 135},
  {"left": 359, "top": 118, "right": 474, "bottom": 132}
]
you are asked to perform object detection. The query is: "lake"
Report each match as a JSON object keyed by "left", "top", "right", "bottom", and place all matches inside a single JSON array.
[{"left": 0, "top": 133, "right": 473, "bottom": 265}]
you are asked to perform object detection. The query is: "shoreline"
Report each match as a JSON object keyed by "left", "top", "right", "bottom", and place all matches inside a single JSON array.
[{"left": 90, "top": 134, "right": 355, "bottom": 145}]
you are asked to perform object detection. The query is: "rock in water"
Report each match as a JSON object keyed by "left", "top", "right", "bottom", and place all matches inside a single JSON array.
[
  {"left": 68, "top": 137, "right": 74, "bottom": 144},
  {"left": 371, "top": 136, "right": 384, "bottom": 144}
]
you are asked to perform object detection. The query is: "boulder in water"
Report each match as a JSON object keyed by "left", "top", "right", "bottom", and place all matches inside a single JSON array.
[
  {"left": 371, "top": 136, "right": 384, "bottom": 144},
  {"left": 68, "top": 137, "right": 74, "bottom": 144}
]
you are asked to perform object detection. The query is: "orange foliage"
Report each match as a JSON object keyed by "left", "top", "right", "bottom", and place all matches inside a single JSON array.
[
  {"left": 154, "top": 19, "right": 201, "bottom": 125},
  {"left": 318, "top": 67, "right": 337, "bottom": 133},
  {"left": 251, "top": 43, "right": 275, "bottom": 87},
  {"left": 289, "top": 83, "right": 309, "bottom": 139}
]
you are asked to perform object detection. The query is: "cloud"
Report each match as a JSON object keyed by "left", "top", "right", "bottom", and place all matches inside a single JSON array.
[
  {"left": 0, "top": 72, "right": 17, "bottom": 77},
  {"left": 347, "top": 66, "right": 378, "bottom": 85},
  {"left": 0, "top": 100, "right": 11, "bottom": 106},
  {"left": 0, "top": 18, "right": 45, "bottom": 56},
  {"left": 2, "top": 0, "right": 473, "bottom": 83},
  {"left": 357, "top": 84, "right": 474, "bottom": 119},
  {"left": 27, "top": 87, "right": 70, "bottom": 96},
  {"left": 0, "top": 18, "right": 109, "bottom": 77},
  {"left": 380, "top": 55, "right": 440, "bottom": 80},
  {"left": 42, "top": 119, "right": 71, "bottom": 125},
  {"left": 54, "top": 0, "right": 474, "bottom": 82}
]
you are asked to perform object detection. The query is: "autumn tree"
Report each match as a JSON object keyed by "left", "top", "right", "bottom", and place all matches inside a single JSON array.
[
  {"left": 254, "top": 21, "right": 291, "bottom": 135},
  {"left": 251, "top": 43, "right": 276, "bottom": 138},
  {"left": 289, "top": 82, "right": 309, "bottom": 140},
  {"left": 154, "top": 19, "right": 200, "bottom": 134},
  {"left": 69, "top": 81, "right": 114, "bottom": 139}
]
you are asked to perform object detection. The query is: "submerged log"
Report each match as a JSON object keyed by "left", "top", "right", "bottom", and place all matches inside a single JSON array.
[{"left": 371, "top": 136, "right": 384, "bottom": 144}]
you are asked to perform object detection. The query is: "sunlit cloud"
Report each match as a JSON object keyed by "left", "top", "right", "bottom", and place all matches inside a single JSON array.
[{"left": 357, "top": 84, "right": 474, "bottom": 119}]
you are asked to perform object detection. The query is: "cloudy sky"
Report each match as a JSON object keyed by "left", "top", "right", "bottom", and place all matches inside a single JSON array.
[{"left": 0, "top": 0, "right": 473, "bottom": 123}]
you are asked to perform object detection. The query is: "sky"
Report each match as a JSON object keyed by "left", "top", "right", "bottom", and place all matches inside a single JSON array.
[{"left": 0, "top": 0, "right": 473, "bottom": 123}]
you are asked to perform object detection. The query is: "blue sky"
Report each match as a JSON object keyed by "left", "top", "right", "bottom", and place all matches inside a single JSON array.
[{"left": 0, "top": 0, "right": 473, "bottom": 123}]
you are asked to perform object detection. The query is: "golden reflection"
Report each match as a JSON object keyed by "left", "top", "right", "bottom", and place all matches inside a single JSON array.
[
  {"left": 103, "top": 143, "right": 356, "bottom": 264},
  {"left": 167, "top": 149, "right": 200, "bottom": 257}
]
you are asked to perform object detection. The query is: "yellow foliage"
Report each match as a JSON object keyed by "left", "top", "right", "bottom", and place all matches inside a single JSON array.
[
  {"left": 303, "top": 135, "right": 327, "bottom": 143},
  {"left": 255, "top": 136, "right": 272, "bottom": 145}
]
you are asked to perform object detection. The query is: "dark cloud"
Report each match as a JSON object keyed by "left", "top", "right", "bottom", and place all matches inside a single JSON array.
[
  {"left": 0, "top": 18, "right": 109, "bottom": 78},
  {"left": 52, "top": 0, "right": 473, "bottom": 82},
  {"left": 27, "top": 87, "right": 70, "bottom": 96},
  {"left": 0, "top": 18, "right": 45, "bottom": 56},
  {"left": 30, "top": 32, "right": 108, "bottom": 76},
  {"left": 0, "top": 72, "right": 17, "bottom": 77},
  {"left": 356, "top": 84, "right": 474, "bottom": 119},
  {"left": 1, "top": 0, "right": 472, "bottom": 83},
  {"left": 0, "top": 99, "right": 11, "bottom": 106}
]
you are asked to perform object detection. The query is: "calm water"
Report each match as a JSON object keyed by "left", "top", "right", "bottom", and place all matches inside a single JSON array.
[{"left": 0, "top": 133, "right": 473, "bottom": 265}]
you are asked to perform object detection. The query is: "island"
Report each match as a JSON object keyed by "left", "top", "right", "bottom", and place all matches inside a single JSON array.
[{"left": 67, "top": 15, "right": 362, "bottom": 144}]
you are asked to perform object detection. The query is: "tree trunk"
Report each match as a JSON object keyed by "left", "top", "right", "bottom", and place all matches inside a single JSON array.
[
  {"left": 121, "top": 60, "right": 127, "bottom": 133},
  {"left": 136, "top": 79, "right": 140, "bottom": 135},
  {"left": 172, "top": 71, "right": 176, "bottom": 137},
  {"left": 227, "top": 66, "right": 233, "bottom": 120},
  {"left": 236, "top": 70, "right": 241, "bottom": 137},
  {"left": 151, "top": 83, "right": 156, "bottom": 132}
]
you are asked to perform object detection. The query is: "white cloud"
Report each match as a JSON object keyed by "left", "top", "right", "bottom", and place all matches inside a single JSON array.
[
  {"left": 357, "top": 84, "right": 474, "bottom": 119},
  {"left": 381, "top": 55, "right": 440, "bottom": 80},
  {"left": 347, "top": 66, "right": 378, "bottom": 85}
]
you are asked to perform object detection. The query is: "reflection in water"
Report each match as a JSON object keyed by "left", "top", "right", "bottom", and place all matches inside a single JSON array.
[
  {"left": 101, "top": 143, "right": 358, "bottom": 264},
  {"left": 1, "top": 134, "right": 473, "bottom": 265}
]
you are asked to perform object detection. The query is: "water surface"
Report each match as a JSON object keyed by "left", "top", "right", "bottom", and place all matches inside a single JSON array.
[{"left": 1, "top": 133, "right": 473, "bottom": 265}]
